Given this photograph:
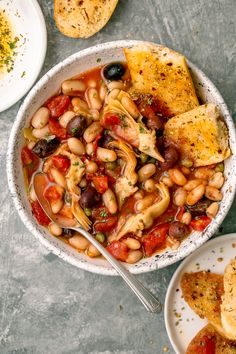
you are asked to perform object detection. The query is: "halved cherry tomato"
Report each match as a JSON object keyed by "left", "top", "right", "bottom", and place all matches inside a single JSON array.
[
  {"left": 190, "top": 216, "right": 211, "bottom": 232},
  {"left": 44, "top": 185, "right": 62, "bottom": 203},
  {"left": 48, "top": 118, "right": 67, "bottom": 139},
  {"left": 191, "top": 334, "right": 216, "bottom": 354},
  {"left": 103, "top": 114, "right": 120, "bottom": 126},
  {"left": 21, "top": 146, "right": 33, "bottom": 165},
  {"left": 142, "top": 223, "right": 169, "bottom": 256},
  {"left": 106, "top": 241, "right": 128, "bottom": 262},
  {"left": 31, "top": 200, "right": 50, "bottom": 226},
  {"left": 52, "top": 155, "right": 70, "bottom": 173},
  {"left": 92, "top": 206, "right": 118, "bottom": 232},
  {"left": 92, "top": 175, "right": 108, "bottom": 194},
  {"left": 46, "top": 95, "right": 70, "bottom": 118}
]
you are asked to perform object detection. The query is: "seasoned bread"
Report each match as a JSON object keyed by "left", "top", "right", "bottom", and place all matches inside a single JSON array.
[
  {"left": 54, "top": 0, "right": 118, "bottom": 38},
  {"left": 186, "top": 324, "right": 236, "bottom": 353},
  {"left": 181, "top": 272, "right": 224, "bottom": 336},
  {"left": 164, "top": 103, "right": 231, "bottom": 167},
  {"left": 124, "top": 44, "right": 199, "bottom": 117},
  {"left": 221, "top": 258, "right": 236, "bottom": 339}
]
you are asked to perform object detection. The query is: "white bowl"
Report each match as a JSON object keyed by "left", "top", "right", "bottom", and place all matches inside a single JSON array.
[{"left": 7, "top": 40, "right": 236, "bottom": 275}]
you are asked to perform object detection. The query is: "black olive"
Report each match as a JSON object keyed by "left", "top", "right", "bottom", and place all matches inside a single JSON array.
[
  {"left": 169, "top": 221, "right": 190, "bottom": 241},
  {"left": 98, "top": 131, "right": 113, "bottom": 148},
  {"left": 186, "top": 198, "right": 212, "bottom": 217},
  {"left": 66, "top": 115, "right": 87, "bottom": 137},
  {"left": 159, "top": 146, "right": 179, "bottom": 170},
  {"left": 103, "top": 62, "right": 125, "bottom": 81},
  {"left": 32, "top": 138, "right": 60, "bottom": 158},
  {"left": 80, "top": 185, "right": 100, "bottom": 209}
]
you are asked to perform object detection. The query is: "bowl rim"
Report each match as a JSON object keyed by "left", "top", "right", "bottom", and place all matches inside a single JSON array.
[{"left": 7, "top": 40, "right": 236, "bottom": 275}]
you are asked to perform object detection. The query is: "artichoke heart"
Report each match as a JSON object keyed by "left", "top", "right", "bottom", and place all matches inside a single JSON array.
[
  {"left": 102, "top": 90, "right": 164, "bottom": 162},
  {"left": 108, "top": 140, "right": 138, "bottom": 208},
  {"left": 115, "top": 183, "right": 170, "bottom": 240}
]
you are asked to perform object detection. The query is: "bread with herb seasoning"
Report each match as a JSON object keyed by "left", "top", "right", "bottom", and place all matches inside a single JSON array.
[{"left": 54, "top": 0, "right": 118, "bottom": 38}]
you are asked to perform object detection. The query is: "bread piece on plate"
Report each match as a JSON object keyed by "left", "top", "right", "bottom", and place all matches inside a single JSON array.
[
  {"left": 221, "top": 258, "right": 236, "bottom": 340},
  {"left": 186, "top": 324, "right": 236, "bottom": 354},
  {"left": 54, "top": 0, "right": 118, "bottom": 38},
  {"left": 124, "top": 44, "right": 199, "bottom": 117},
  {"left": 181, "top": 272, "right": 224, "bottom": 336},
  {"left": 164, "top": 103, "right": 231, "bottom": 167}
]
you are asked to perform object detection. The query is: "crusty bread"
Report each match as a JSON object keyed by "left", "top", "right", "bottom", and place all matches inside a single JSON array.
[
  {"left": 164, "top": 103, "right": 231, "bottom": 167},
  {"left": 186, "top": 324, "right": 236, "bottom": 354},
  {"left": 54, "top": 0, "right": 118, "bottom": 38},
  {"left": 124, "top": 44, "right": 199, "bottom": 117}
]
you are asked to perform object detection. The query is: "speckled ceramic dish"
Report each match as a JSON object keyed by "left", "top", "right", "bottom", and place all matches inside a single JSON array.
[{"left": 7, "top": 40, "right": 236, "bottom": 275}]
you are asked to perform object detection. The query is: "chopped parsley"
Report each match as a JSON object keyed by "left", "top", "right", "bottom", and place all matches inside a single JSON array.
[
  {"left": 96, "top": 58, "right": 101, "bottom": 63},
  {"left": 119, "top": 114, "right": 128, "bottom": 128},
  {"left": 71, "top": 127, "right": 79, "bottom": 135},
  {"left": 139, "top": 125, "right": 146, "bottom": 133},
  {"left": 100, "top": 210, "right": 108, "bottom": 217},
  {"left": 147, "top": 97, "right": 153, "bottom": 105},
  {"left": 73, "top": 162, "right": 80, "bottom": 166}
]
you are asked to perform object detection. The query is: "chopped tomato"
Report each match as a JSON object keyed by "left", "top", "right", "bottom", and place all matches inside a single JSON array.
[
  {"left": 46, "top": 95, "right": 70, "bottom": 118},
  {"left": 92, "top": 206, "right": 118, "bottom": 232},
  {"left": 176, "top": 206, "right": 185, "bottom": 221},
  {"left": 143, "top": 223, "right": 169, "bottom": 256},
  {"left": 44, "top": 185, "right": 62, "bottom": 203},
  {"left": 21, "top": 146, "right": 33, "bottom": 165},
  {"left": 191, "top": 334, "right": 216, "bottom": 354},
  {"left": 106, "top": 241, "right": 128, "bottom": 262},
  {"left": 190, "top": 216, "right": 211, "bottom": 232},
  {"left": 93, "top": 130, "right": 104, "bottom": 154},
  {"left": 154, "top": 205, "right": 178, "bottom": 224},
  {"left": 48, "top": 118, "right": 67, "bottom": 139},
  {"left": 92, "top": 175, "right": 108, "bottom": 194},
  {"left": 120, "top": 195, "right": 136, "bottom": 217},
  {"left": 52, "top": 155, "right": 70, "bottom": 173},
  {"left": 21, "top": 147, "right": 39, "bottom": 180},
  {"left": 31, "top": 200, "right": 50, "bottom": 226},
  {"left": 103, "top": 114, "right": 121, "bottom": 126}
]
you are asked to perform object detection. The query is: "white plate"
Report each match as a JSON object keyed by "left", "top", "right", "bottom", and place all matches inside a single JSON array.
[
  {"left": 164, "top": 233, "right": 236, "bottom": 354},
  {"left": 0, "top": 0, "right": 47, "bottom": 112}
]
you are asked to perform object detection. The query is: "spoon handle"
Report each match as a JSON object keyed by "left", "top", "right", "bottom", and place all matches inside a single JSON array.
[{"left": 74, "top": 227, "right": 162, "bottom": 313}]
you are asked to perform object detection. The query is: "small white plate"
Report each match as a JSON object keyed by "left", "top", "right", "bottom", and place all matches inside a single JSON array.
[
  {"left": 0, "top": 0, "right": 47, "bottom": 112},
  {"left": 164, "top": 233, "right": 236, "bottom": 354}
]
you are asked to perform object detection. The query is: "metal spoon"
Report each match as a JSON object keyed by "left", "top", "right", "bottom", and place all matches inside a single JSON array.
[{"left": 33, "top": 172, "right": 162, "bottom": 313}]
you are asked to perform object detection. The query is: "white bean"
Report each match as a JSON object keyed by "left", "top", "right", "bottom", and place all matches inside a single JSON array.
[
  {"left": 86, "top": 161, "right": 98, "bottom": 174},
  {"left": 71, "top": 97, "right": 89, "bottom": 111},
  {"left": 169, "top": 169, "right": 187, "bottom": 186},
  {"left": 62, "top": 80, "right": 86, "bottom": 95},
  {"left": 86, "top": 143, "right": 95, "bottom": 155},
  {"left": 106, "top": 88, "right": 120, "bottom": 103},
  {"left": 206, "top": 202, "right": 219, "bottom": 218},
  {"left": 27, "top": 141, "right": 36, "bottom": 150},
  {"left": 32, "top": 124, "right": 49, "bottom": 139},
  {"left": 143, "top": 179, "right": 156, "bottom": 192},
  {"left": 173, "top": 188, "right": 187, "bottom": 206},
  {"left": 87, "top": 244, "right": 101, "bottom": 257},
  {"left": 51, "top": 199, "right": 63, "bottom": 214},
  {"left": 83, "top": 122, "right": 102, "bottom": 143},
  {"left": 184, "top": 179, "right": 206, "bottom": 191},
  {"left": 50, "top": 168, "right": 67, "bottom": 188},
  {"left": 123, "top": 238, "right": 141, "bottom": 250},
  {"left": 205, "top": 186, "right": 223, "bottom": 201},
  {"left": 99, "top": 82, "right": 108, "bottom": 101},
  {"left": 97, "top": 147, "right": 117, "bottom": 162},
  {"left": 87, "top": 79, "right": 97, "bottom": 88},
  {"left": 138, "top": 164, "right": 156, "bottom": 182},
  {"left": 89, "top": 109, "right": 100, "bottom": 121},
  {"left": 86, "top": 88, "right": 102, "bottom": 110},
  {"left": 68, "top": 137, "right": 85, "bottom": 155},
  {"left": 29, "top": 185, "right": 37, "bottom": 201},
  {"left": 135, "top": 195, "right": 156, "bottom": 212},
  {"left": 186, "top": 184, "right": 205, "bottom": 205},
  {"left": 208, "top": 172, "right": 224, "bottom": 189},
  {"left": 69, "top": 235, "right": 90, "bottom": 250},
  {"left": 79, "top": 177, "right": 87, "bottom": 188},
  {"left": 31, "top": 107, "right": 49, "bottom": 129},
  {"left": 126, "top": 250, "right": 143, "bottom": 264},
  {"left": 121, "top": 95, "right": 140, "bottom": 118},
  {"left": 162, "top": 176, "right": 174, "bottom": 187},
  {"left": 59, "top": 111, "right": 76, "bottom": 128},
  {"left": 134, "top": 190, "right": 144, "bottom": 200},
  {"left": 194, "top": 167, "right": 214, "bottom": 180},
  {"left": 181, "top": 212, "right": 192, "bottom": 225},
  {"left": 102, "top": 188, "right": 118, "bottom": 214},
  {"left": 107, "top": 81, "right": 125, "bottom": 90},
  {"left": 48, "top": 222, "right": 63, "bottom": 236}
]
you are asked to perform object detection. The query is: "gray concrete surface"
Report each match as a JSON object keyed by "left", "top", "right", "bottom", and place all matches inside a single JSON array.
[{"left": 1, "top": 0, "right": 236, "bottom": 353}]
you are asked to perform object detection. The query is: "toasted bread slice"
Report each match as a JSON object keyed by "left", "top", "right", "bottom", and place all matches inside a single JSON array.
[
  {"left": 221, "top": 258, "right": 236, "bottom": 339},
  {"left": 54, "top": 0, "right": 118, "bottom": 38},
  {"left": 181, "top": 272, "right": 225, "bottom": 336},
  {"left": 124, "top": 44, "right": 199, "bottom": 117},
  {"left": 186, "top": 324, "right": 236, "bottom": 354},
  {"left": 164, "top": 103, "right": 231, "bottom": 167}
]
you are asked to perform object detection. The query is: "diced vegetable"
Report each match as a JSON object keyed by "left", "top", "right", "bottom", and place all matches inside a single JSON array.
[
  {"left": 31, "top": 200, "right": 50, "bottom": 226},
  {"left": 92, "top": 175, "right": 108, "bottom": 194},
  {"left": 106, "top": 241, "right": 128, "bottom": 262},
  {"left": 190, "top": 216, "right": 211, "bottom": 231},
  {"left": 52, "top": 155, "right": 71, "bottom": 173},
  {"left": 142, "top": 223, "right": 169, "bottom": 256},
  {"left": 46, "top": 95, "right": 70, "bottom": 118}
]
